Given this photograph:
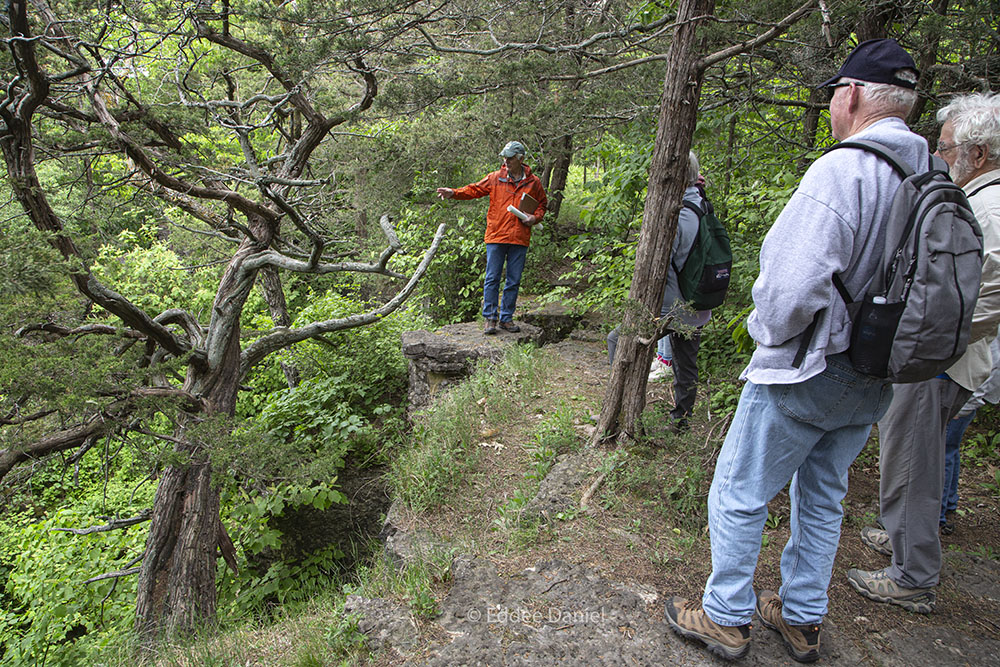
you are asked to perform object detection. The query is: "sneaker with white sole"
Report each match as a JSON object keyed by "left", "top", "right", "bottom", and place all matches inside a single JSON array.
[
  {"left": 664, "top": 597, "right": 751, "bottom": 660},
  {"left": 846, "top": 567, "right": 935, "bottom": 613},
  {"left": 648, "top": 362, "right": 674, "bottom": 383},
  {"left": 860, "top": 525, "right": 892, "bottom": 556},
  {"left": 756, "top": 590, "right": 821, "bottom": 663}
]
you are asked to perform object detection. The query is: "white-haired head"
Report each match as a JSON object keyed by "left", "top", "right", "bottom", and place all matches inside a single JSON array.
[
  {"left": 937, "top": 92, "right": 1000, "bottom": 165},
  {"left": 688, "top": 151, "right": 700, "bottom": 186}
]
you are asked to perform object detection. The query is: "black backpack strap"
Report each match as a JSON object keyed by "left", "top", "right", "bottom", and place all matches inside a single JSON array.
[
  {"left": 831, "top": 274, "right": 852, "bottom": 304},
  {"left": 827, "top": 140, "right": 916, "bottom": 179},
  {"left": 682, "top": 201, "right": 704, "bottom": 218},
  {"left": 968, "top": 177, "right": 1000, "bottom": 198},
  {"left": 792, "top": 274, "right": 854, "bottom": 369},
  {"left": 671, "top": 201, "right": 705, "bottom": 275}
]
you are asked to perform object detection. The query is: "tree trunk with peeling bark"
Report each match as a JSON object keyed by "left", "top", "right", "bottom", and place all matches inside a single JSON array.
[
  {"left": 546, "top": 134, "right": 573, "bottom": 222},
  {"left": 593, "top": 0, "right": 819, "bottom": 444},
  {"left": 258, "top": 266, "right": 301, "bottom": 388},
  {"left": 594, "top": 0, "right": 712, "bottom": 444},
  {"left": 134, "top": 250, "right": 252, "bottom": 637}
]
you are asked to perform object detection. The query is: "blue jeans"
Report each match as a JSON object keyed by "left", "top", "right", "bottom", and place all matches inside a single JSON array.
[
  {"left": 703, "top": 354, "right": 892, "bottom": 627},
  {"left": 657, "top": 336, "right": 673, "bottom": 361},
  {"left": 942, "top": 410, "right": 975, "bottom": 524},
  {"left": 483, "top": 243, "right": 528, "bottom": 323}
]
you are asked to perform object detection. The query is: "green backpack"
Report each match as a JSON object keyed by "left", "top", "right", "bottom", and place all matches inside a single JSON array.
[{"left": 671, "top": 200, "right": 732, "bottom": 311}]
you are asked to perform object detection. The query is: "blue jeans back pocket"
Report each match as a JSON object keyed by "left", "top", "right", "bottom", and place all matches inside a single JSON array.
[{"left": 777, "top": 356, "right": 889, "bottom": 429}]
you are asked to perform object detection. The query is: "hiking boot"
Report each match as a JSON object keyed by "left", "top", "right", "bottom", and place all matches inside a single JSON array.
[
  {"left": 484, "top": 319, "right": 498, "bottom": 335},
  {"left": 756, "top": 590, "right": 821, "bottom": 663},
  {"left": 846, "top": 567, "right": 935, "bottom": 613},
  {"left": 860, "top": 526, "right": 892, "bottom": 557},
  {"left": 498, "top": 321, "right": 520, "bottom": 333},
  {"left": 667, "top": 417, "right": 689, "bottom": 434},
  {"left": 941, "top": 510, "right": 957, "bottom": 535},
  {"left": 664, "top": 597, "right": 750, "bottom": 660}
]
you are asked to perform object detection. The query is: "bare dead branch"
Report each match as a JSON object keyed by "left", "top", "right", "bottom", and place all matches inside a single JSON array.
[
  {"left": 696, "top": 0, "right": 818, "bottom": 73},
  {"left": 51, "top": 509, "right": 152, "bottom": 535},
  {"left": 155, "top": 309, "right": 206, "bottom": 348},
  {"left": 241, "top": 213, "right": 405, "bottom": 277},
  {"left": 132, "top": 387, "right": 211, "bottom": 414},
  {"left": 414, "top": 12, "right": 677, "bottom": 57},
  {"left": 1, "top": 408, "right": 56, "bottom": 426},
  {"left": 15, "top": 322, "right": 146, "bottom": 340},
  {"left": 84, "top": 567, "right": 142, "bottom": 585},
  {"left": 240, "top": 222, "right": 448, "bottom": 377},
  {"left": 0, "top": 415, "right": 115, "bottom": 484}
]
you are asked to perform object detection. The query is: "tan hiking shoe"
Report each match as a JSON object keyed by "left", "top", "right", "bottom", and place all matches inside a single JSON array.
[
  {"left": 847, "top": 567, "right": 935, "bottom": 613},
  {"left": 860, "top": 525, "right": 892, "bottom": 556},
  {"left": 756, "top": 590, "right": 821, "bottom": 663},
  {"left": 664, "top": 597, "right": 751, "bottom": 660},
  {"left": 483, "top": 319, "right": 498, "bottom": 335}
]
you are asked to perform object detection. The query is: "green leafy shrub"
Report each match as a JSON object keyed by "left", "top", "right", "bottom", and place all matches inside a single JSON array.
[
  {"left": 91, "top": 224, "right": 221, "bottom": 320},
  {"left": 217, "top": 480, "right": 349, "bottom": 618},
  {"left": 393, "top": 205, "right": 486, "bottom": 325},
  {"left": 0, "top": 509, "right": 146, "bottom": 666}
]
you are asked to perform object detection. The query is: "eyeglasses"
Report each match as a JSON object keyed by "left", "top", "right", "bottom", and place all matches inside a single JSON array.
[
  {"left": 936, "top": 141, "right": 966, "bottom": 155},
  {"left": 825, "top": 81, "right": 865, "bottom": 102}
]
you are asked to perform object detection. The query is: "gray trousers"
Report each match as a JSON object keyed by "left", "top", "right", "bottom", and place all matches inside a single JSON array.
[{"left": 877, "top": 377, "right": 971, "bottom": 588}]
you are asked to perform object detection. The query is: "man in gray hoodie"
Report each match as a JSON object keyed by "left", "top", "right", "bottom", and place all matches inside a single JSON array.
[{"left": 665, "top": 40, "right": 923, "bottom": 663}]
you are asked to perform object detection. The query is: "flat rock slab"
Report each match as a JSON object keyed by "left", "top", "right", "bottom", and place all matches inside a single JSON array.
[
  {"left": 870, "top": 625, "right": 1000, "bottom": 666},
  {"left": 380, "top": 499, "right": 451, "bottom": 568},
  {"left": 520, "top": 302, "right": 586, "bottom": 345},
  {"left": 344, "top": 594, "right": 420, "bottom": 658},
  {"left": 523, "top": 452, "right": 591, "bottom": 518},
  {"left": 402, "top": 322, "right": 542, "bottom": 412},
  {"left": 401, "top": 322, "right": 541, "bottom": 363},
  {"left": 944, "top": 550, "right": 1000, "bottom": 604},
  {"left": 401, "top": 557, "right": 867, "bottom": 666}
]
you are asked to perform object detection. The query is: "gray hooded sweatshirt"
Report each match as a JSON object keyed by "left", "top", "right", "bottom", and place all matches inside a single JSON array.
[{"left": 743, "top": 117, "right": 929, "bottom": 385}]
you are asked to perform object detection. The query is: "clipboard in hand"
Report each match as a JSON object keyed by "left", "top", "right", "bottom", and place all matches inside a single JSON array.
[{"left": 507, "top": 192, "right": 541, "bottom": 228}]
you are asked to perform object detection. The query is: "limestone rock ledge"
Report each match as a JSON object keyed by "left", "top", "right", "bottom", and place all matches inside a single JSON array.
[{"left": 402, "top": 321, "right": 542, "bottom": 413}]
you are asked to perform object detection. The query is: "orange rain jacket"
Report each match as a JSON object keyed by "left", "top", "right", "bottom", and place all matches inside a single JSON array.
[{"left": 452, "top": 164, "right": 548, "bottom": 246}]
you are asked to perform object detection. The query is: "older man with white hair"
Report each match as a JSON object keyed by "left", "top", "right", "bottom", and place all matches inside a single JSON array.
[
  {"left": 851, "top": 92, "right": 1000, "bottom": 613},
  {"left": 665, "top": 38, "right": 925, "bottom": 663}
]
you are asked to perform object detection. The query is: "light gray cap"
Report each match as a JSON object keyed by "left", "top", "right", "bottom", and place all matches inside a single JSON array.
[{"left": 499, "top": 141, "right": 527, "bottom": 157}]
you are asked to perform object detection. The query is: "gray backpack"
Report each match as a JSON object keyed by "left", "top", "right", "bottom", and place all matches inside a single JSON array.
[{"left": 795, "top": 140, "right": 983, "bottom": 383}]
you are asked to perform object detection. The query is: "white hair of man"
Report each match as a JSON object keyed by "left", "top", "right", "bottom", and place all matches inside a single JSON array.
[
  {"left": 937, "top": 92, "right": 1000, "bottom": 165},
  {"left": 688, "top": 150, "right": 700, "bottom": 186},
  {"left": 842, "top": 71, "right": 919, "bottom": 116}
]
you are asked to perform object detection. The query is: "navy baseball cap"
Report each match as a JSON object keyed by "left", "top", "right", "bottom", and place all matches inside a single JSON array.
[{"left": 819, "top": 38, "right": 919, "bottom": 89}]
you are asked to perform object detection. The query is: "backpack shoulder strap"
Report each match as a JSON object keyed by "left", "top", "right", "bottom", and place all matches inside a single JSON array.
[
  {"left": 791, "top": 274, "right": 855, "bottom": 369},
  {"left": 682, "top": 200, "right": 705, "bottom": 218},
  {"left": 968, "top": 177, "right": 1000, "bottom": 199},
  {"left": 671, "top": 200, "right": 705, "bottom": 273},
  {"left": 827, "top": 139, "right": 915, "bottom": 179}
]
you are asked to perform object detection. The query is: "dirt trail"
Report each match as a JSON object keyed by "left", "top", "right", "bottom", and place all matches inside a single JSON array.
[{"left": 367, "top": 324, "right": 1000, "bottom": 666}]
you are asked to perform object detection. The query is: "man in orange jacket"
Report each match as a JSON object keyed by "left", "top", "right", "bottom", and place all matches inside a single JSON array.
[{"left": 437, "top": 141, "right": 548, "bottom": 335}]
